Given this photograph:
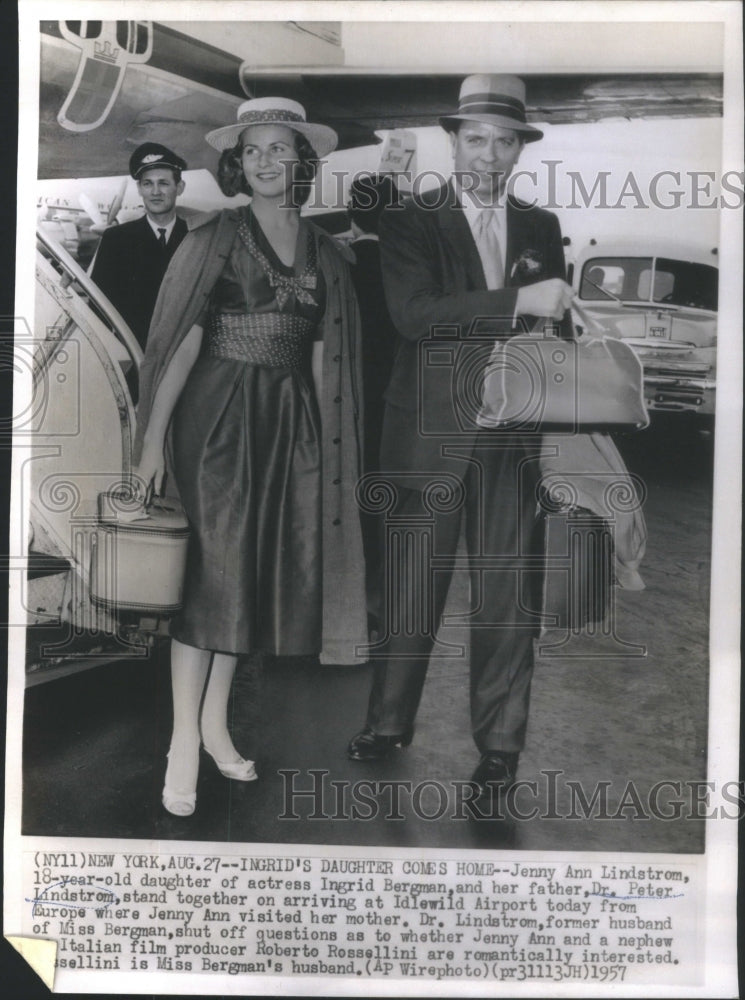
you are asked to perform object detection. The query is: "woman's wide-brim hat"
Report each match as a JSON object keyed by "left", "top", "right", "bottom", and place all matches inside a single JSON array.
[
  {"left": 439, "top": 74, "right": 543, "bottom": 143},
  {"left": 205, "top": 97, "right": 338, "bottom": 157}
]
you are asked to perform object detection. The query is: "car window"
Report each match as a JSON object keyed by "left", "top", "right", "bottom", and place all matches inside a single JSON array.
[
  {"left": 580, "top": 257, "right": 651, "bottom": 301},
  {"left": 580, "top": 256, "right": 717, "bottom": 310},
  {"left": 653, "top": 258, "right": 718, "bottom": 310}
]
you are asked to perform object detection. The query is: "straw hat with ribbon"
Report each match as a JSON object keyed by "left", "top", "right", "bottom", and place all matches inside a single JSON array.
[
  {"left": 439, "top": 74, "right": 543, "bottom": 143},
  {"left": 206, "top": 97, "right": 338, "bottom": 158}
]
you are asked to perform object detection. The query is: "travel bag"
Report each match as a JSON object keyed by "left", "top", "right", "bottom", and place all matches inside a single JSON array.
[
  {"left": 540, "top": 504, "right": 613, "bottom": 631},
  {"left": 90, "top": 490, "right": 189, "bottom": 614},
  {"left": 478, "top": 332, "right": 649, "bottom": 432}
]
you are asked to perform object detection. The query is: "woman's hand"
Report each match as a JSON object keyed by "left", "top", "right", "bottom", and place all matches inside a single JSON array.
[{"left": 132, "top": 440, "right": 166, "bottom": 502}]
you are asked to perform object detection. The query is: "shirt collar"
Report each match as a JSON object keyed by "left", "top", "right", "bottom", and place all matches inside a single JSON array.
[
  {"left": 455, "top": 181, "right": 507, "bottom": 233},
  {"left": 146, "top": 215, "right": 177, "bottom": 242}
]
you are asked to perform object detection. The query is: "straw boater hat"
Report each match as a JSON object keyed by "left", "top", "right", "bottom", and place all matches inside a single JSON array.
[
  {"left": 205, "top": 97, "right": 338, "bottom": 158},
  {"left": 439, "top": 74, "right": 543, "bottom": 143}
]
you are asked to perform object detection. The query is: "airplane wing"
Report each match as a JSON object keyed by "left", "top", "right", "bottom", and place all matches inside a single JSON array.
[
  {"left": 40, "top": 20, "right": 722, "bottom": 180},
  {"left": 240, "top": 71, "right": 724, "bottom": 132}
]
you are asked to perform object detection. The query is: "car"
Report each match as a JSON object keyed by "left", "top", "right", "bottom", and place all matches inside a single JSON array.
[{"left": 569, "top": 240, "right": 718, "bottom": 426}]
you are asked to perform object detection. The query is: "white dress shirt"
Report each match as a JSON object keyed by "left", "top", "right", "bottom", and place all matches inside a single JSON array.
[
  {"left": 146, "top": 216, "right": 177, "bottom": 244},
  {"left": 458, "top": 189, "right": 508, "bottom": 282},
  {"left": 456, "top": 183, "right": 520, "bottom": 326}
]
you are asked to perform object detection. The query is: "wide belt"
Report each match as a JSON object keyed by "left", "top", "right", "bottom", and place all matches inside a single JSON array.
[{"left": 206, "top": 311, "right": 314, "bottom": 369}]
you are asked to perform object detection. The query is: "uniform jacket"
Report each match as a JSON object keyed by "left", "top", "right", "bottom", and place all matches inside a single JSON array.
[
  {"left": 134, "top": 209, "right": 368, "bottom": 664},
  {"left": 379, "top": 181, "right": 569, "bottom": 476},
  {"left": 91, "top": 214, "right": 188, "bottom": 350}
]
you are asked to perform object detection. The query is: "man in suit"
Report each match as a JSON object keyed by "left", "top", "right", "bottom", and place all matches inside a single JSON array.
[
  {"left": 348, "top": 174, "right": 401, "bottom": 629},
  {"left": 91, "top": 143, "right": 188, "bottom": 353},
  {"left": 347, "top": 75, "right": 574, "bottom": 805}
]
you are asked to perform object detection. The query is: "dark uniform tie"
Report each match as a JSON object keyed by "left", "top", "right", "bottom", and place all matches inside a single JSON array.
[{"left": 157, "top": 227, "right": 167, "bottom": 249}]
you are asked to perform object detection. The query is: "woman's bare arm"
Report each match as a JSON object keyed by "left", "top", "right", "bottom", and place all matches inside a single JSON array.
[{"left": 134, "top": 323, "right": 204, "bottom": 495}]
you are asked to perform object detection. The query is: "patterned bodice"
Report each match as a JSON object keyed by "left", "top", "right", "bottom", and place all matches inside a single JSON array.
[{"left": 210, "top": 207, "right": 325, "bottom": 323}]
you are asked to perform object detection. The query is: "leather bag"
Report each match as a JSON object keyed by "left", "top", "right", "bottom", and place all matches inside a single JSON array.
[
  {"left": 478, "top": 332, "right": 650, "bottom": 431},
  {"left": 540, "top": 504, "right": 613, "bottom": 631}
]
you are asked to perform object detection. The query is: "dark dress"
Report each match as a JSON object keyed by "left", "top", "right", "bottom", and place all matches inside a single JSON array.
[{"left": 170, "top": 208, "right": 325, "bottom": 656}]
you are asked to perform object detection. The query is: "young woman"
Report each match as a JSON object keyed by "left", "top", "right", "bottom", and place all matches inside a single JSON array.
[{"left": 133, "top": 98, "right": 367, "bottom": 816}]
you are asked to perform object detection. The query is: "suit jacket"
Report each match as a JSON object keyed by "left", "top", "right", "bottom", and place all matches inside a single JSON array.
[
  {"left": 349, "top": 235, "right": 399, "bottom": 472},
  {"left": 378, "top": 181, "right": 569, "bottom": 477},
  {"left": 91, "top": 214, "right": 188, "bottom": 350}
]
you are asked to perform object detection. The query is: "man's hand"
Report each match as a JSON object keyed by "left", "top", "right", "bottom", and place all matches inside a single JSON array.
[{"left": 516, "top": 278, "right": 573, "bottom": 320}]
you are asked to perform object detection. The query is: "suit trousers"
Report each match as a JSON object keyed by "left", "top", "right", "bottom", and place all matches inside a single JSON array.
[{"left": 365, "top": 436, "right": 543, "bottom": 753}]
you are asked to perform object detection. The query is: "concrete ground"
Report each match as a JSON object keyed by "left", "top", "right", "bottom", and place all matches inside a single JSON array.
[{"left": 21, "top": 419, "right": 713, "bottom": 852}]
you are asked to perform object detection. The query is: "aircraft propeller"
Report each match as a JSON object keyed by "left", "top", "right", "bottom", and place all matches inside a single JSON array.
[{"left": 79, "top": 177, "right": 129, "bottom": 234}]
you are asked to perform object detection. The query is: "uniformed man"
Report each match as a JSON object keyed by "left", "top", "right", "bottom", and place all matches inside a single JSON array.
[{"left": 91, "top": 142, "right": 188, "bottom": 352}]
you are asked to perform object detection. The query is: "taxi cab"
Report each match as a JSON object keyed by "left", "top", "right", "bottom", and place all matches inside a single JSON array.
[{"left": 570, "top": 240, "right": 718, "bottom": 426}]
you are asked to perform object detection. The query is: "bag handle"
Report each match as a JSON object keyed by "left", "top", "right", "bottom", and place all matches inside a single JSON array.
[
  {"left": 142, "top": 481, "right": 155, "bottom": 512},
  {"left": 570, "top": 296, "right": 607, "bottom": 337},
  {"left": 527, "top": 297, "right": 606, "bottom": 341},
  {"left": 149, "top": 498, "right": 177, "bottom": 514},
  {"left": 137, "top": 472, "right": 172, "bottom": 513}
]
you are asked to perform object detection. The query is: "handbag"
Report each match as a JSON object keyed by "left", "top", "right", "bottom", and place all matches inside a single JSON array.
[
  {"left": 90, "top": 489, "right": 190, "bottom": 615},
  {"left": 477, "top": 331, "right": 649, "bottom": 432}
]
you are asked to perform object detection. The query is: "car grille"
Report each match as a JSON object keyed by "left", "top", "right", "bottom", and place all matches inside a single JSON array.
[{"left": 644, "top": 366, "right": 712, "bottom": 380}]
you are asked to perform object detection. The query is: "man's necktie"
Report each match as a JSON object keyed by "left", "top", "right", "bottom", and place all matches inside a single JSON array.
[
  {"left": 475, "top": 209, "right": 504, "bottom": 290},
  {"left": 157, "top": 228, "right": 167, "bottom": 249}
]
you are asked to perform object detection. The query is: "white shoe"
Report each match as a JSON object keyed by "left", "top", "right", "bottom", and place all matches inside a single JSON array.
[
  {"left": 162, "top": 785, "right": 197, "bottom": 816},
  {"left": 203, "top": 746, "right": 258, "bottom": 782},
  {"left": 162, "top": 749, "right": 198, "bottom": 815}
]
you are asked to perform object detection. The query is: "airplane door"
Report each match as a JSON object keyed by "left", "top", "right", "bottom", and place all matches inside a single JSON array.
[{"left": 30, "top": 230, "right": 142, "bottom": 636}]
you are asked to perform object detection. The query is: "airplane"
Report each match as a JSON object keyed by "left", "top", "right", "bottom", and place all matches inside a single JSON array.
[
  {"left": 36, "top": 169, "right": 246, "bottom": 268},
  {"left": 22, "top": 18, "right": 725, "bottom": 683},
  {"left": 38, "top": 179, "right": 134, "bottom": 266},
  {"left": 39, "top": 20, "right": 722, "bottom": 178}
]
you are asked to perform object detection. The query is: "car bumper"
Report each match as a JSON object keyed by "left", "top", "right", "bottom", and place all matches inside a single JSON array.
[{"left": 643, "top": 376, "right": 716, "bottom": 417}]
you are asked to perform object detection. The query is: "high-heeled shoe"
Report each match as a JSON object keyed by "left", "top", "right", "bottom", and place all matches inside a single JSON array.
[
  {"left": 162, "top": 786, "right": 197, "bottom": 817},
  {"left": 162, "top": 749, "right": 198, "bottom": 816},
  {"left": 203, "top": 745, "right": 258, "bottom": 782}
]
